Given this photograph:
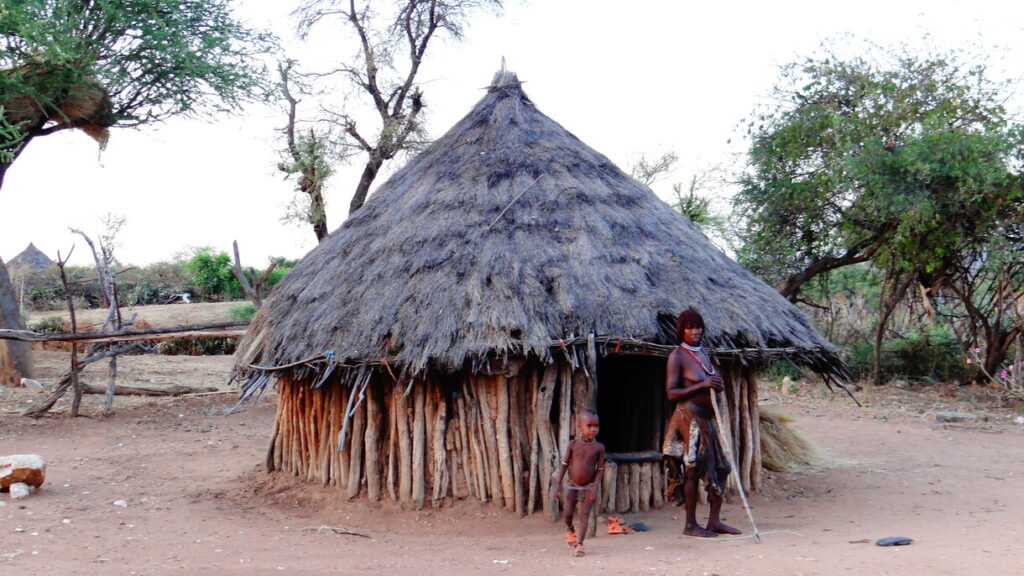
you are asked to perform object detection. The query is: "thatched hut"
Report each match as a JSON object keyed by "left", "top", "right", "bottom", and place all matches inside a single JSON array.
[
  {"left": 8, "top": 243, "right": 54, "bottom": 277},
  {"left": 233, "top": 70, "right": 848, "bottom": 516}
]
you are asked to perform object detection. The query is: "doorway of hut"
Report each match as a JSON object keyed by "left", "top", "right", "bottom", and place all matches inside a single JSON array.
[{"left": 595, "top": 354, "right": 666, "bottom": 457}]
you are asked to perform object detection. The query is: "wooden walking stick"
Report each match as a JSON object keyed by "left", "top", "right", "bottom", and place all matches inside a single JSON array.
[{"left": 710, "top": 389, "right": 761, "bottom": 542}]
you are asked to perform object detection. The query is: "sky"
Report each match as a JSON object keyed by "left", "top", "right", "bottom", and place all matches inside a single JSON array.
[{"left": 3, "top": 0, "right": 1022, "bottom": 268}]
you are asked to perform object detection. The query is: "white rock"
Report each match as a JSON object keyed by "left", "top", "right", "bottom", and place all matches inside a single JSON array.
[
  {"left": 930, "top": 411, "right": 977, "bottom": 423},
  {"left": 20, "top": 378, "right": 44, "bottom": 389},
  {"left": 113, "top": 500, "right": 128, "bottom": 507},
  {"left": 10, "top": 482, "right": 31, "bottom": 499}
]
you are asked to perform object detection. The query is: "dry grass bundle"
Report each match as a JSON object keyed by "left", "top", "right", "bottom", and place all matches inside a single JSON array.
[{"left": 759, "top": 406, "right": 832, "bottom": 473}]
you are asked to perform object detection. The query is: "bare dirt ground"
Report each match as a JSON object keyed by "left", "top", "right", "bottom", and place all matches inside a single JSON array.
[{"left": 3, "top": 330, "right": 1024, "bottom": 574}]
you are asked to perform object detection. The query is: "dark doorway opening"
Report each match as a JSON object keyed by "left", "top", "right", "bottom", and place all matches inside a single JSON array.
[{"left": 595, "top": 354, "right": 666, "bottom": 454}]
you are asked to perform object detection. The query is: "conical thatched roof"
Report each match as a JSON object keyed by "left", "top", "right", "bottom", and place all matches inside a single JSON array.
[
  {"left": 236, "top": 70, "right": 847, "bottom": 383},
  {"left": 7, "top": 243, "right": 53, "bottom": 276}
]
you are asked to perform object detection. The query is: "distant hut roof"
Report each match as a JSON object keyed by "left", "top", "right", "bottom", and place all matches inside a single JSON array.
[
  {"left": 236, "top": 70, "right": 848, "bottom": 384},
  {"left": 7, "top": 243, "right": 53, "bottom": 276}
]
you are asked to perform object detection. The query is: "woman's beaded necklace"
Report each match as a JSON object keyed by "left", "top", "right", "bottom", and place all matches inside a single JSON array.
[{"left": 680, "top": 343, "right": 716, "bottom": 375}]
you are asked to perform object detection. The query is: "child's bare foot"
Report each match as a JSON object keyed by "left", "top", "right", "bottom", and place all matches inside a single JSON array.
[
  {"left": 566, "top": 529, "right": 577, "bottom": 546},
  {"left": 707, "top": 521, "right": 741, "bottom": 535},
  {"left": 571, "top": 543, "right": 585, "bottom": 557},
  {"left": 683, "top": 523, "right": 718, "bottom": 538}
]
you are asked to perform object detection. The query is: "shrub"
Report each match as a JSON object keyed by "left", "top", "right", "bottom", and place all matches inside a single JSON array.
[
  {"left": 229, "top": 302, "right": 257, "bottom": 322},
  {"left": 157, "top": 336, "right": 238, "bottom": 356},
  {"left": 30, "top": 315, "right": 66, "bottom": 334}
]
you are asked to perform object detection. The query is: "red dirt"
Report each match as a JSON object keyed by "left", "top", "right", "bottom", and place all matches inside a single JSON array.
[{"left": 2, "top": 350, "right": 1023, "bottom": 575}]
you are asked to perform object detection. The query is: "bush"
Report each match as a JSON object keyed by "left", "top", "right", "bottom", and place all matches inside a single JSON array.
[
  {"left": 157, "top": 336, "right": 238, "bottom": 356},
  {"left": 30, "top": 315, "right": 66, "bottom": 334},
  {"left": 229, "top": 302, "right": 257, "bottom": 322},
  {"left": 884, "top": 326, "right": 966, "bottom": 382}
]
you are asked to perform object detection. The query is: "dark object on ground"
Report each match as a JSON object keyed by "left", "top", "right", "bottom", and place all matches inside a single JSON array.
[
  {"left": 875, "top": 536, "right": 913, "bottom": 546},
  {"left": 630, "top": 522, "right": 649, "bottom": 532}
]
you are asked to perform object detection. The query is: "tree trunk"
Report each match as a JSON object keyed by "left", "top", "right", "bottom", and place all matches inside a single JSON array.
[
  {"left": 309, "top": 184, "right": 329, "bottom": 242},
  {"left": 872, "top": 272, "right": 914, "bottom": 386},
  {"left": 348, "top": 154, "right": 386, "bottom": 214},
  {"left": 0, "top": 258, "right": 32, "bottom": 387}
]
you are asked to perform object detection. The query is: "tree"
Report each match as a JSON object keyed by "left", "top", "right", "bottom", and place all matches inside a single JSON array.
[
  {"left": 294, "top": 0, "right": 503, "bottom": 215},
  {"left": 940, "top": 202, "right": 1024, "bottom": 381},
  {"left": 734, "top": 42, "right": 1024, "bottom": 383},
  {"left": 0, "top": 0, "right": 275, "bottom": 382},
  {"left": 276, "top": 59, "right": 339, "bottom": 243}
]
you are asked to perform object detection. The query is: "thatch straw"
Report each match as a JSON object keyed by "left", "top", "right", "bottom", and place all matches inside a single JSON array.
[
  {"left": 758, "top": 406, "right": 832, "bottom": 473},
  {"left": 235, "top": 69, "right": 848, "bottom": 388}
]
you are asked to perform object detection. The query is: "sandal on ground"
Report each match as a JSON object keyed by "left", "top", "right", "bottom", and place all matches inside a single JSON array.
[
  {"left": 607, "top": 515, "right": 629, "bottom": 535},
  {"left": 566, "top": 529, "right": 578, "bottom": 546},
  {"left": 571, "top": 543, "right": 585, "bottom": 557}
]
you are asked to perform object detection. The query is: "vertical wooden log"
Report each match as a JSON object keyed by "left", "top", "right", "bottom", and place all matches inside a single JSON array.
[
  {"left": 347, "top": 394, "right": 366, "bottom": 499},
  {"left": 313, "top": 384, "right": 323, "bottom": 482},
  {"left": 268, "top": 378, "right": 286, "bottom": 472},
  {"left": 602, "top": 460, "right": 617, "bottom": 515},
  {"left": 364, "top": 380, "right": 382, "bottom": 501},
  {"left": 476, "top": 375, "right": 504, "bottom": 508},
  {"left": 527, "top": 426, "right": 540, "bottom": 515},
  {"left": 749, "top": 373, "right": 762, "bottom": 492},
  {"left": 585, "top": 334, "right": 599, "bottom": 410},
  {"left": 615, "top": 462, "right": 629, "bottom": 513},
  {"left": 464, "top": 383, "right": 488, "bottom": 502},
  {"left": 571, "top": 368, "right": 586, "bottom": 438},
  {"left": 386, "top": 383, "right": 398, "bottom": 501},
  {"left": 455, "top": 393, "right": 473, "bottom": 498},
  {"left": 431, "top": 384, "right": 450, "bottom": 506},
  {"left": 739, "top": 373, "right": 753, "bottom": 493},
  {"left": 534, "top": 363, "right": 558, "bottom": 518},
  {"left": 336, "top": 385, "right": 350, "bottom": 489},
  {"left": 495, "top": 374, "right": 515, "bottom": 510},
  {"left": 425, "top": 380, "right": 438, "bottom": 495},
  {"left": 294, "top": 384, "right": 304, "bottom": 476},
  {"left": 652, "top": 459, "right": 665, "bottom": 508},
  {"left": 412, "top": 381, "right": 427, "bottom": 509},
  {"left": 508, "top": 374, "right": 526, "bottom": 517},
  {"left": 639, "top": 462, "right": 652, "bottom": 512},
  {"left": 455, "top": 394, "right": 476, "bottom": 500},
  {"left": 557, "top": 363, "right": 572, "bottom": 461},
  {"left": 630, "top": 462, "right": 641, "bottom": 513},
  {"left": 396, "top": 384, "right": 413, "bottom": 502}
]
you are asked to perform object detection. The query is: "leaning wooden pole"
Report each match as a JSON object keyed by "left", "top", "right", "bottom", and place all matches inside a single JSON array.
[{"left": 710, "top": 389, "right": 760, "bottom": 542}]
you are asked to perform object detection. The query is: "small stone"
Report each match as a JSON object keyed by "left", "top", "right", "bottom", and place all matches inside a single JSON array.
[
  {"left": 10, "top": 483, "right": 32, "bottom": 499},
  {"left": 1014, "top": 416, "right": 1024, "bottom": 425},
  {"left": 112, "top": 500, "right": 128, "bottom": 507},
  {"left": 876, "top": 536, "right": 913, "bottom": 546},
  {"left": 930, "top": 411, "right": 976, "bottom": 423}
]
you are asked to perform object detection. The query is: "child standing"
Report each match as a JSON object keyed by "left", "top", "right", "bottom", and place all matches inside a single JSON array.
[{"left": 553, "top": 409, "right": 605, "bottom": 557}]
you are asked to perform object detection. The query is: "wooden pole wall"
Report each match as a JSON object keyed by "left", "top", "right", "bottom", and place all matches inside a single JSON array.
[{"left": 266, "top": 360, "right": 762, "bottom": 515}]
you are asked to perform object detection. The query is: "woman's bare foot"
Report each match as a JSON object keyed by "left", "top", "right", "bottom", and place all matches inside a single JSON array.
[
  {"left": 707, "top": 521, "right": 742, "bottom": 535},
  {"left": 571, "top": 543, "right": 585, "bottom": 557},
  {"left": 683, "top": 523, "right": 718, "bottom": 538}
]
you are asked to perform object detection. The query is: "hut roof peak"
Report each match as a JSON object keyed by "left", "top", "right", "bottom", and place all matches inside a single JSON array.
[{"left": 487, "top": 61, "right": 524, "bottom": 93}]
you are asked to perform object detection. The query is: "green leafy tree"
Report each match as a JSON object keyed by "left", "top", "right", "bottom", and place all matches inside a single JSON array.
[
  {"left": 734, "top": 42, "right": 1024, "bottom": 383},
  {"left": 0, "top": 0, "right": 274, "bottom": 381},
  {"left": 184, "top": 247, "right": 242, "bottom": 301}
]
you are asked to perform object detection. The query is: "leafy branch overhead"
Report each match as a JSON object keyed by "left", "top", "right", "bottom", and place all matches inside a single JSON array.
[
  {"left": 735, "top": 41, "right": 1023, "bottom": 302},
  {"left": 0, "top": 0, "right": 276, "bottom": 187},
  {"left": 734, "top": 39, "right": 1024, "bottom": 383}
]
